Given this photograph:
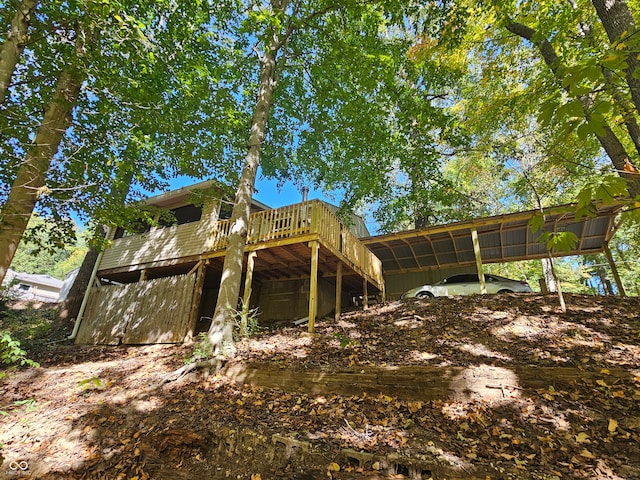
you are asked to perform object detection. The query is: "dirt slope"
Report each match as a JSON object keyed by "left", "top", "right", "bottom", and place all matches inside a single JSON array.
[{"left": 1, "top": 294, "right": 639, "bottom": 479}]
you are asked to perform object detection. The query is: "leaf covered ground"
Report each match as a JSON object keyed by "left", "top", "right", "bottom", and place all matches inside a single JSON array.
[{"left": 1, "top": 293, "right": 640, "bottom": 479}]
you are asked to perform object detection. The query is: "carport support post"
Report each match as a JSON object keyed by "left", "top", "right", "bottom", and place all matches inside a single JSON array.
[
  {"left": 603, "top": 242, "right": 626, "bottom": 297},
  {"left": 362, "top": 279, "right": 368, "bottom": 310},
  {"left": 471, "top": 228, "right": 487, "bottom": 294},
  {"left": 240, "top": 251, "right": 257, "bottom": 336},
  {"left": 335, "top": 261, "right": 342, "bottom": 322},
  {"left": 308, "top": 240, "right": 319, "bottom": 333}
]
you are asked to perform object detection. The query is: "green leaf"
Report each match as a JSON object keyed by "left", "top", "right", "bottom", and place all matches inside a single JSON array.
[
  {"left": 538, "top": 99, "right": 556, "bottom": 127},
  {"left": 540, "top": 231, "right": 579, "bottom": 253},
  {"left": 556, "top": 99, "right": 583, "bottom": 121},
  {"left": 529, "top": 211, "right": 545, "bottom": 233}
]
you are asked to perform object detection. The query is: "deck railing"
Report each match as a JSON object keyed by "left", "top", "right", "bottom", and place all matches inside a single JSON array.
[{"left": 211, "top": 200, "right": 383, "bottom": 287}]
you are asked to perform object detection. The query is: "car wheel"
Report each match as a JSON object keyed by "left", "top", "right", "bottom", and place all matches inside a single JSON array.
[
  {"left": 416, "top": 291, "right": 434, "bottom": 298},
  {"left": 497, "top": 289, "right": 513, "bottom": 294}
]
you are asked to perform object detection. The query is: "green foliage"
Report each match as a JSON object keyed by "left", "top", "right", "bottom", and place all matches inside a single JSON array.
[
  {"left": 233, "top": 302, "right": 261, "bottom": 341},
  {"left": 331, "top": 332, "right": 353, "bottom": 349},
  {"left": 9, "top": 214, "right": 86, "bottom": 279},
  {"left": 77, "top": 376, "right": 102, "bottom": 390},
  {"left": 0, "top": 398, "right": 37, "bottom": 417},
  {"left": 184, "top": 333, "right": 214, "bottom": 365},
  {"left": 0, "top": 332, "right": 39, "bottom": 377},
  {"left": 538, "top": 231, "right": 580, "bottom": 254}
]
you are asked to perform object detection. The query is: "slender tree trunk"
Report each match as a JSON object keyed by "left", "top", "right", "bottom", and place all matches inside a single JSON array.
[
  {"left": 58, "top": 167, "right": 134, "bottom": 326},
  {"left": 541, "top": 257, "right": 557, "bottom": 292},
  {"left": 57, "top": 232, "right": 100, "bottom": 325},
  {"left": 592, "top": 0, "right": 640, "bottom": 121},
  {"left": 0, "top": 66, "right": 82, "bottom": 284},
  {"left": 207, "top": 28, "right": 283, "bottom": 352},
  {"left": 0, "top": 0, "right": 38, "bottom": 104},
  {"left": 602, "top": 68, "right": 640, "bottom": 157},
  {"left": 506, "top": 22, "right": 640, "bottom": 197}
]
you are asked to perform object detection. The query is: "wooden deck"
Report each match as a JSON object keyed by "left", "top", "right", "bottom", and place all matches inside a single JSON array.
[
  {"left": 97, "top": 200, "right": 383, "bottom": 291},
  {"left": 209, "top": 200, "right": 383, "bottom": 290}
]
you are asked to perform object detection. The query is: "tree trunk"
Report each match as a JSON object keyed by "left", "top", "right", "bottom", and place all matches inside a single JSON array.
[
  {"left": 506, "top": 22, "right": 640, "bottom": 198},
  {"left": 541, "top": 257, "right": 557, "bottom": 292},
  {"left": 58, "top": 167, "right": 134, "bottom": 326},
  {"left": 0, "top": 0, "right": 38, "bottom": 104},
  {"left": 0, "top": 66, "right": 82, "bottom": 284},
  {"left": 592, "top": 0, "right": 640, "bottom": 123},
  {"left": 207, "top": 29, "right": 283, "bottom": 353},
  {"left": 57, "top": 235, "right": 100, "bottom": 326},
  {"left": 602, "top": 67, "right": 640, "bottom": 157}
]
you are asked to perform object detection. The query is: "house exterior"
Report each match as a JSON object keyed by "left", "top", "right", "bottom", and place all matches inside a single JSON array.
[
  {"left": 2, "top": 269, "right": 63, "bottom": 302},
  {"left": 75, "top": 180, "right": 384, "bottom": 345},
  {"left": 74, "top": 179, "right": 624, "bottom": 346}
]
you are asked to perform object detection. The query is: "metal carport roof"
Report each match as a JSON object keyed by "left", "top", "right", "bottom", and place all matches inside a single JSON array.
[{"left": 362, "top": 203, "right": 623, "bottom": 274}]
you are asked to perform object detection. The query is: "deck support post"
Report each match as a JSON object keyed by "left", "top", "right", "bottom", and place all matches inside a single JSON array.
[
  {"left": 471, "top": 228, "right": 487, "bottom": 294},
  {"left": 334, "top": 262, "right": 343, "bottom": 322},
  {"left": 603, "top": 242, "right": 626, "bottom": 297},
  {"left": 186, "top": 260, "right": 206, "bottom": 342},
  {"left": 241, "top": 251, "right": 258, "bottom": 335},
  {"left": 308, "top": 240, "right": 319, "bottom": 333},
  {"left": 362, "top": 278, "right": 368, "bottom": 310}
]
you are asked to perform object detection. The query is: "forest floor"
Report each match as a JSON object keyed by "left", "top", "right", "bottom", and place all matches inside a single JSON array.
[{"left": 1, "top": 293, "right": 640, "bottom": 479}]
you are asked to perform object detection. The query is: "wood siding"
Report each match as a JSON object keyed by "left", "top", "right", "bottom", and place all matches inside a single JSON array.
[
  {"left": 76, "top": 274, "right": 196, "bottom": 344},
  {"left": 99, "top": 199, "right": 220, "bottom": 271}
]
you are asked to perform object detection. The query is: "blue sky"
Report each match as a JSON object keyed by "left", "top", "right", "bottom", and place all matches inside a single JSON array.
[{"left": 166, "top": 170, "right": 380, "bottom": 234}]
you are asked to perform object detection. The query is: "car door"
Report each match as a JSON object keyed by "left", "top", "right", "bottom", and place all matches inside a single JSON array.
[
  {"left": 460, "top": 274, "right": 481, "bottom": 295},
  {"left": 444, "top": 274, "right": 478, "bottom": 295}
]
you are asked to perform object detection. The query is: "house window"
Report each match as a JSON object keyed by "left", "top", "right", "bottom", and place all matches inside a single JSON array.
[
  {"left": 113, "top": 221, "right": 152, "bottom": 239},
  {"left": 219, "top": 203, "right": 232, "bottom": 220},
  {"left": 158, "top": 204, "right": 203, "bottom": 227}
]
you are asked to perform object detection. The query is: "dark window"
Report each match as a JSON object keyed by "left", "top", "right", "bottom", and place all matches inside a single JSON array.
[
  {"left": 113, "top": 221, "right": 151, "bottom": 239},
  {"left": 159, "top": 204, "right": 202, "bottom": 227},
  {"left": 446, "top": 274, "right": 479, "bottom": 283},
  {"left": 219, "top": 203, "right": 232, "bottom": 220}
]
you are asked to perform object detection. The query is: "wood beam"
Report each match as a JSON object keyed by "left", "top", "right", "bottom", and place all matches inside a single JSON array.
[
  {"left": 186, "top": 260, "right": 206, "bottom": 342},
  {"left": 362, "top": 278, "right": 369, "bottom": 310},
  {"left": 471, "top": 228, "right": 487, "bottom": 294},
  {"left": 240, "top": 252, "right": 258, "bottom": 336},
  {"left": 308, "top": 240, "right": 319, "bottom": 334},
  {"left": 335, "top": 262, "right": 343, "bottom": 322}
]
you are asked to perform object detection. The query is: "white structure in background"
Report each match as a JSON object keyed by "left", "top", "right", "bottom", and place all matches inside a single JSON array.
[
  {"left": 57, "top": 268, "right": 79, "bottom": 302},
  {"left": 2, "top": 269, "right": 64, "bottom": 302}
]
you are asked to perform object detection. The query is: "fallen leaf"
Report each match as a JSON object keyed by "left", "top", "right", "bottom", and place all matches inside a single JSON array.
[
  {"left": 580, "top": 449, "right": 596, "bottom": 459},
  {"left": 608, "top": 419, "right": 618, "bottom": 434},
  {"left": 575, "top": 432, "right": 590, "bottom": 443}
]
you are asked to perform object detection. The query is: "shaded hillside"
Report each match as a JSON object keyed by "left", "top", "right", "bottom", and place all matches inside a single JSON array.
[{"left": 1, "top": 294, "right": 639, "bottom": 479}]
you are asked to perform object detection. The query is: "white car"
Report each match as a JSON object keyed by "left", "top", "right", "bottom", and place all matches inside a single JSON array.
[{"left": 401, "top": 273, "right": 533, "bottom": 298}]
